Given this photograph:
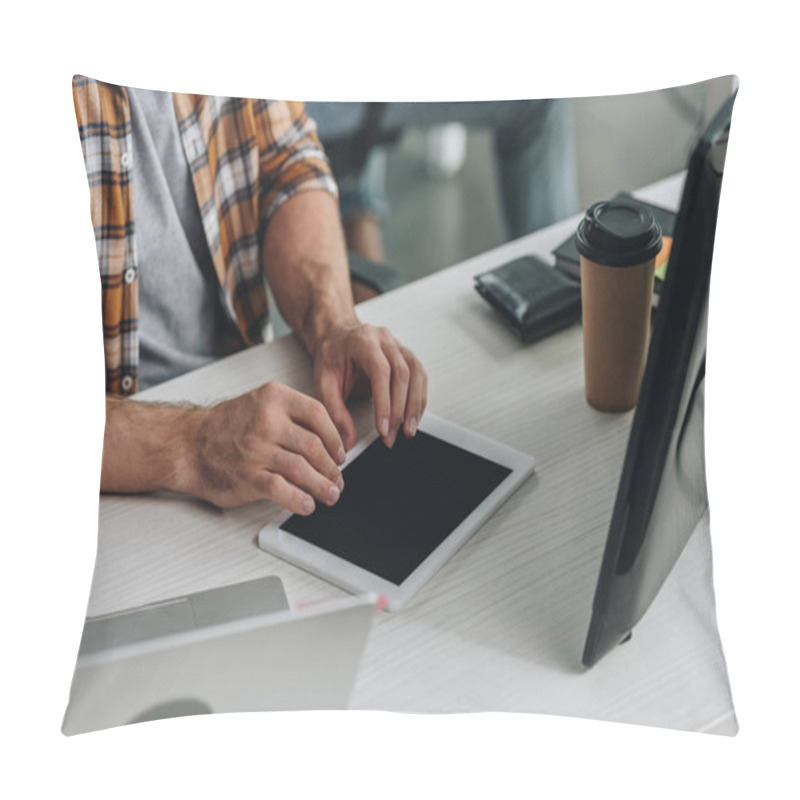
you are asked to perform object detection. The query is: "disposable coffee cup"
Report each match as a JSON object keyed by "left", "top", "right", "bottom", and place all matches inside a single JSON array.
[{"left": 576, "top": 199, "right": 662, "bottom": 412}]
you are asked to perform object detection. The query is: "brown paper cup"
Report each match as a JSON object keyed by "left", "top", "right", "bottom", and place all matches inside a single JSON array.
[{"left": 580, "top": 256, "right": 654, "bottom": 412}]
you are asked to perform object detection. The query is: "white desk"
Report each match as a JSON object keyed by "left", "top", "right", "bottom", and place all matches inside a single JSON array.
[{"left": 87, "top": 173, "right": 737, "bottom": 734}]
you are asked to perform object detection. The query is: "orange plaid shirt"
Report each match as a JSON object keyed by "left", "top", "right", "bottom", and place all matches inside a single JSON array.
[{"left": 72, "top": 75, "right": 337, "bottom": 395}]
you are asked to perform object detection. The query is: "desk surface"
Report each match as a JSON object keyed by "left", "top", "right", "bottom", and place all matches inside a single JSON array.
[{"left": 88, "top": 173, "right": 737, "bottom": 734}]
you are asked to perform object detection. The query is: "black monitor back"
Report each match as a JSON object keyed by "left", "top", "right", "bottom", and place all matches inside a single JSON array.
[{"left": 582, "top": 90, "right": 736, "bottom": 668}]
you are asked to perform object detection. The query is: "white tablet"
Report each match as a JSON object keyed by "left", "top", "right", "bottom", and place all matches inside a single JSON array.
[{"left": 258, "top": 413, "right": 535, "bottom": 611}]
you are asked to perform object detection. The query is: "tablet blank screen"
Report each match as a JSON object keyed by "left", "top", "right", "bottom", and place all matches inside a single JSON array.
[{"left": 281, "top": 431, "right": 512, "bottom": 585}]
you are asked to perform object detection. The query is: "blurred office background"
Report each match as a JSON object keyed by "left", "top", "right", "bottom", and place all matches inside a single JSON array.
[
  {"left": 272, "top": 77, "right": 732, "bottom": 334},
  {"left": 376, "top": 76, "right": 733, "bottom": 280}
]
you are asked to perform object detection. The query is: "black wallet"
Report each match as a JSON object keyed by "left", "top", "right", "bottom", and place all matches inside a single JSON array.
[{"left": 474, "top": 255, "right": 581, "bottom": 343}]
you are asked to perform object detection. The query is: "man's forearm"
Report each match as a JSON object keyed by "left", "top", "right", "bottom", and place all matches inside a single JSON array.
[
  {"left": 261, "top": 188, "right": 427, "bottom": 454},
  {"left": 101, "top": 395, "right": 201, "bottom": 496},
  {"left": 262, "top": 190, "right": 358, "bottom": 355}
]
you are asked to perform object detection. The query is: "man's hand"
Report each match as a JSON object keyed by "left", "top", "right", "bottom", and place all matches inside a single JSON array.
[
  {"left": 312, "top": 323, "right": 428, "bottom": 451},
  {"left": 188, "top": 383, "right": 346, "bottom": 511},
  {"left": 102, "top": 384, "right": 346, "bottom": 514}
]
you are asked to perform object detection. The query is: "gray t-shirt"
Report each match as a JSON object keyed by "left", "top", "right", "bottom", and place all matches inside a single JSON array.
[{"left": 129, "top": 87, "right": 242, "bottom": 391}]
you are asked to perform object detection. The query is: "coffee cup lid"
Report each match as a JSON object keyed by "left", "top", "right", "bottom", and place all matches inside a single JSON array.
[{"left": 576, "top": 199, "right": 663, "bottom": 267}]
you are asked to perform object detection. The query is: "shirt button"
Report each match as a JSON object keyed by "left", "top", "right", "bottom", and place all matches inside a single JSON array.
[
  {"left": 121, "top": 375, "right": 134, "bottom": 393},
  {"left": 120, "top": 151, "right": 132, "bottom": 169},
  {"left": 124, "top": 267, "right": 137, "bottom": 284}
]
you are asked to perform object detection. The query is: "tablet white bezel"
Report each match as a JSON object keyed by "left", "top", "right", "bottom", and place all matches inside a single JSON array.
[{"left": 257, "top": 413, "right": 535, "bottom": 611}]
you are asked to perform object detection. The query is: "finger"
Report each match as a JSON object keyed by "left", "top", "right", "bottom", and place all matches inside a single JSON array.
[
  {"left": 267, "top": 448, "right": 342, "bottom": 507},
  {"left": 351, "top": 333, "right": 392, "bottom": 446},
  {"left": 316, "top": 369, "right": 358, "bottom": 453},
  {"left": 401, "top": 348, "right": 428, "bottom": 437},
  {"left": 251, "top": 471, "right": 316, "bottom": 516},
  {"left": 381, "top": 339, "right": 411, "bottom": 448},
  {"left": 287, "top": 390, "right": 346, "bottom": 465},
  {"left": 283, "top": 423, "right": 345, "bottom": 488}
]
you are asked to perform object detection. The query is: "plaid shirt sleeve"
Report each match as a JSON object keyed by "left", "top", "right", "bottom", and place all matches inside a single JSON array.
[
  {"left": 172, "top": 94, "right": 339, "bottom": 346},
  {"left": 253, "top": 99, "right": 338, "bottom": 244}
]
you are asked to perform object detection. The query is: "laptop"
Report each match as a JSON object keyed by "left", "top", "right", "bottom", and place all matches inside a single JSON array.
[{"left": 62, "top": 576, "right": 377, "bottom": 735}]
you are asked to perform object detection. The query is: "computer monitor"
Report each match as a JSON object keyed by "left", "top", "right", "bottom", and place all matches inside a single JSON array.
[{"left": 582, "top": 91, "right": 736, "bottom": 668}]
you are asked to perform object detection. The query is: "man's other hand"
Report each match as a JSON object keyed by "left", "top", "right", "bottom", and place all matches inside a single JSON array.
[{"left": 312, "top": 323, "right": 428, "bottom": 451}]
